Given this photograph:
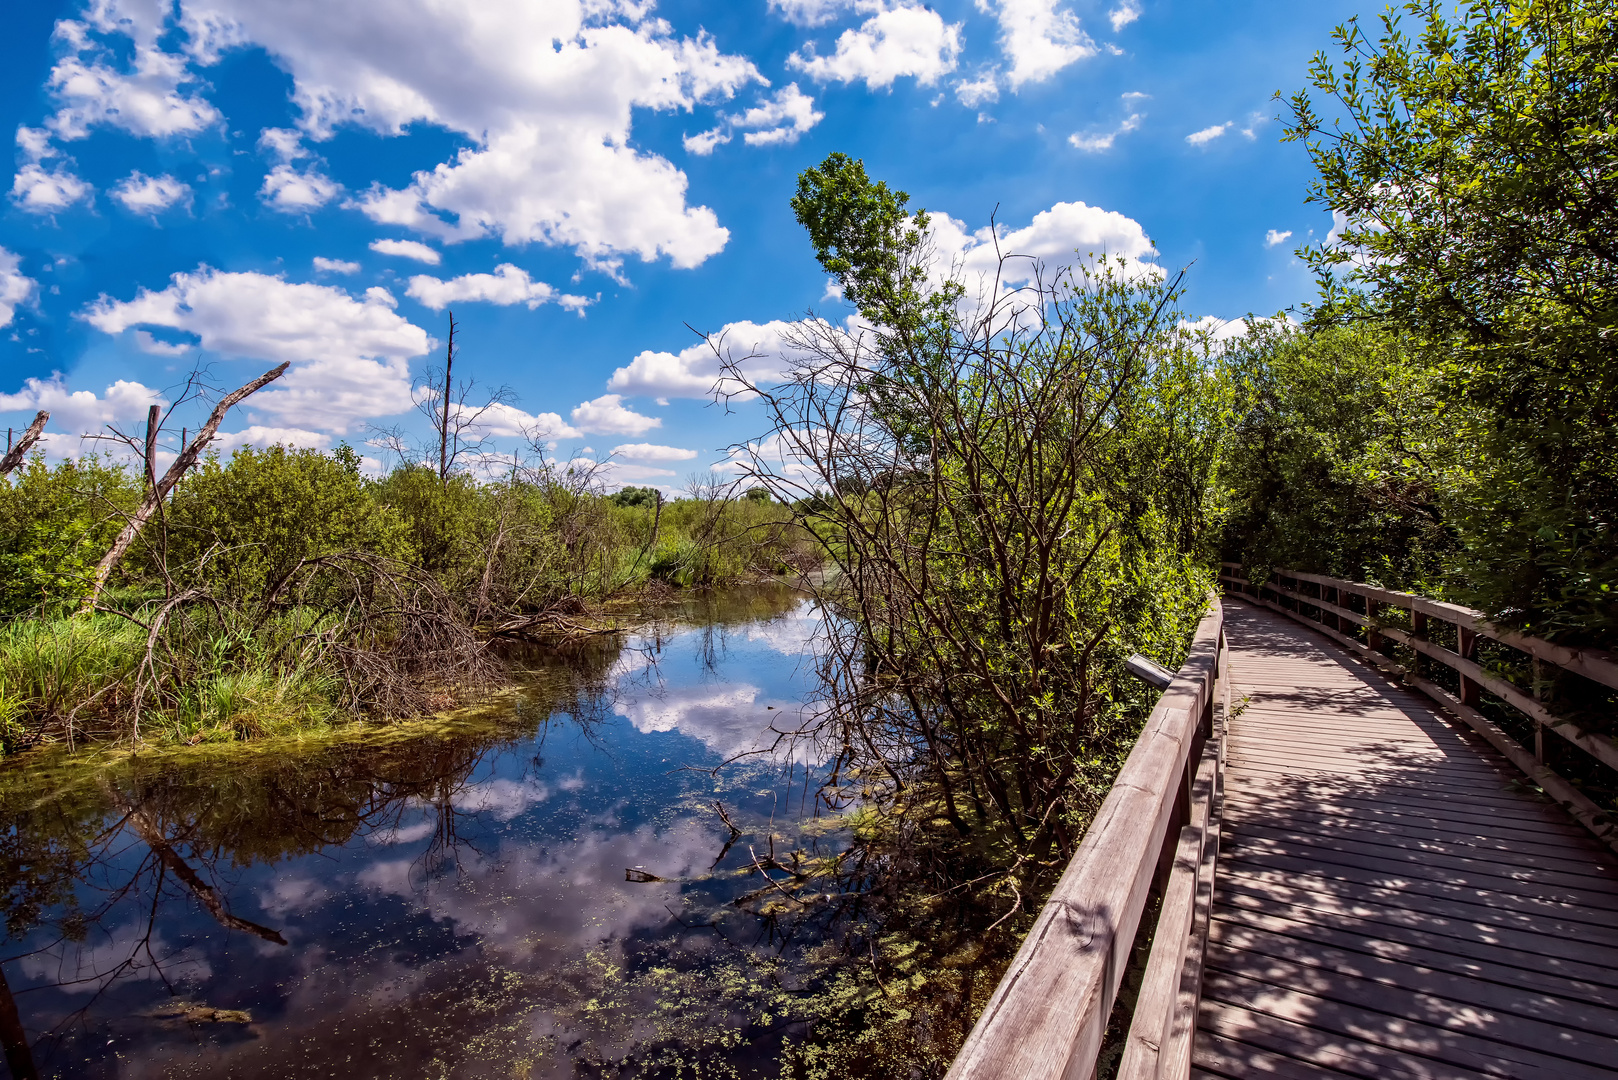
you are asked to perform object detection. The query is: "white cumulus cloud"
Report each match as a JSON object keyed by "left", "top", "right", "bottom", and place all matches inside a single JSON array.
[
  {"left": 790, "top": 4, "right": 963, "bottom": 89},
  {"left": 1069, "top": 96, "right": 1145, "bottom": 152},
  {"left": 0, "top": 249, "right": 38, "bottom": 328},
  {"left": 955, "top": 71, "right": 1000, "bottom": 108},
  {"left": 215, "top": 425, "right": 332, "bottom": 451},
  {"left": 570, "top": 394, "right": 661, "bottom": 436},
  {"left": 110, "top": 171, "right": 191, "bottom": 213},
  {"left": 936, "top": 198, "right": 1159, "bottom": 287},
  {"left": 608, "top": 319, "right": 814, "bottom": 401},
  {"left": 81, "top": 267, "right": 430, "bottom": 432},
  {"left": 978, "top": 0, "right": 1095, "bottom": 89},
  {"left": 1109, "top": 1, "right": 1142, "bottom": 31},
  {"left": 257, "top": 124, "right": 341, "bottom": 211},
  {"left": 0, "top": 375, "right": 162, "bottom": 437},
  {"left": 260, "top": 165, "right": 340, "bottom": 212},
  {"left": 612, "top": 443, "right": 698, "bottom": 462},
  {"left": 312, "top": 256, "right": 360, "bottom": 274},
  {"left": 11, "top": 164, "right": 94, "bottom": 213},
  {"left": 1265, "top": 229, "right": 1292, "bottom": 248},
  {"left": 28, "top": 1, "right": 759, "bottom": 274},
  {"left": 686, "top": 83, "right": 825, "bottom": 154},
  {"left": 369, "top": 239, "right": 442, "bottom": 265},
  {"left": 1186, "top": 122, "right": 1230, "bottom": 146},
  {"left": 405, "top": 264, "right": 591, "bottom": 314},
  {"left": 768, "top": 0, "right": 874, "bottom": 27},
  {"left": 43, "top": 14, "right": 219, "bottom": 142},
  {"left": 202, "top": 0, "right": 757, "bottom": 269},
  {"left": 736, "top": 84, "right": 825, "bottom": 147}
]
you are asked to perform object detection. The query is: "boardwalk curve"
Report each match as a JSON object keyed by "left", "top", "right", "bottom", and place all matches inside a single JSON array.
[{"left": 1197, "top": 600, "right": 1618, "bottom": 1079}]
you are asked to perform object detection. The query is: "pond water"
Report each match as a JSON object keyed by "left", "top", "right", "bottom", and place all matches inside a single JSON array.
[{"left": 0, "top": 587, "right": 870, "bottom": 1079}]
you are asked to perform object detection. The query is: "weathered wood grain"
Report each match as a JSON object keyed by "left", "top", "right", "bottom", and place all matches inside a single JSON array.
[{"left": 946, "top": 600, "right": 1224, "bottom": 1080}]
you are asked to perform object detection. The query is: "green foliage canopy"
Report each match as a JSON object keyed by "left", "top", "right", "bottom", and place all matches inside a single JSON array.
[{"left": 1284, "top": 0, "right": 1618, "bottom": 639}]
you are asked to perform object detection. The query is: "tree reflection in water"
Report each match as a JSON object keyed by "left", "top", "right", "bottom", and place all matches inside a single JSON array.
[{"left": 0, "top": 586, "right": 865, "bottom": 1079}]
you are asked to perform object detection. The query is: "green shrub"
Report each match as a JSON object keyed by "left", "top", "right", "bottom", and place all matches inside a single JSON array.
[
  {"left": 163, "top": 444, "right": 410, "bottom": 602},
  {"left": 0, "top": 455, "right": 141, "bottom": 615}
]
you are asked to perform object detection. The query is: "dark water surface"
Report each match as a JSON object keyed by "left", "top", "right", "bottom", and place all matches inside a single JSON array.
[{"left": 0, "top": 588, "right": 844, "bottom": 1079}]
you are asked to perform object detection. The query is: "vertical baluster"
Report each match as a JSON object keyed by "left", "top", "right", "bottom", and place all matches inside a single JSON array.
[
  {"left": 1412, "top": 609, "right": 1428, "bottom": 678},
  {"left": 1457, "top": 625, "right": 1481, "bottom": 706},
  {"left": 1532, "top": 657, "right": 1547, "bottom": 764}
]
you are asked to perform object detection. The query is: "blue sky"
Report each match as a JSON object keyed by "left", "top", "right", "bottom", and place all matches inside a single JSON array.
[{"left": 0, "top": 0, "right": 1357, "bottom": 490}]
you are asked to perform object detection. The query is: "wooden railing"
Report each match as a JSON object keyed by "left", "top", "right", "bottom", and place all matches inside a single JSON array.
[
  {"left": 947, "top": 595, "right": 1228, "bottom": 1080},
  {"left": 1219, "top": 563, "right": 1618, "bottom": 854}
]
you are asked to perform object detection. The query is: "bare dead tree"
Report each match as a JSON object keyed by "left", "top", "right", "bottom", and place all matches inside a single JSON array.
[
  {"left": 0, "top": 410, "right": 49, "bottom": 476},
  {"left": 78, "top": 362, "right": 289, "bottom": 614},
  {"left": 372, "top": 311, "right": 515, "bottom": 481}
]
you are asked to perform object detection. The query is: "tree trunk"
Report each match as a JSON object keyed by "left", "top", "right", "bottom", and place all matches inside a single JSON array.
[
  {"left": 439, "top": 311, "right": 456, "bottom": 484},
  {"left": 0, "top": 411, "right": 48, "bottom": 477},
  {"left": 78, "top": 363, "right": 289, "bottom": 615}
]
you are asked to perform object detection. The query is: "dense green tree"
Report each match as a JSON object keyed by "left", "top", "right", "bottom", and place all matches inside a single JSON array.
[
  {"left": 1221, "top": 323, "right": 1470, "bottom": 589},
  {"left": 1285, "top": 0, "right": 1618, "bottom": 640}
]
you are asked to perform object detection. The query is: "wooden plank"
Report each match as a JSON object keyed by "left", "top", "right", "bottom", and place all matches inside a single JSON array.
[
  {"left": 1378, "top": 626, "right": 1618, "bottom": 774},
  {"left": 1202, "top": 968, "right": 1617, "bottom": 1079},
  {"left": 1210, "top": 905, "right": 1618, "bottom": 1014},
  {"left": 1193, "top": 1030, "right": 1382, "bottom": 1080},
  {"left": 1222, "top": 809, "right": 1600, "bottom": 867},
  {"left": 1224, "top": 763, "right": 1563, "bottom": 814},
  {"left": 1119, "top": 742, "right": 1220, "bottom": 1080},
  {"left": 1198, "top": 1000, "right": 1498, "bottom": 1080},
  {"left": 1253, "top": 569, "right": 1618, "bottom": 698},
  {"left": 1225, "top": 748, "right": 1516, "bottom": 786},
  {"left": 1222, "top": 792, "right": 1596, "bottom": 847},
  {"left": 1222, "top": 780, "right": 1591, "bottom": 836},
  {"left": 1404, "top": 674, "right": 1618, "bottom": 855},
  {"left": 1218, "top": 846, "right": 1618, "bottom": 933},
  {"left": 1160, "top": 750, "right": 1224, "bottom": 1080},
  {"left": 1206, "top": 924, "right": 1618, "bottom": 1039},
  {"left": 945, "top": 599, "right": 1223, "bottom": 1080},
  {"left": 1223, "top": 592, "right": 1618, "bottom": 854},
  {"left": 1222, "top": 821, "right": 1618, "bottom": 898},
  {"left": 1216, "top": 862, "right": 1618, "bottom": 956},
  {"left": 1213, "top": 876, "right": 1618, "bottom": 979},
  {"left": 1219, "top": 806, "right": 1618, "bottom": 879}
]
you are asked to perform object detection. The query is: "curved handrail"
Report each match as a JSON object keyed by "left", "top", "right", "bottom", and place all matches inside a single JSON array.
[
  {"left": 947, "top": 594, "right": 1226, "bottom": 1080},
  {"left": 1220, "top": 563, "right": 1618, "bottom": 853}
]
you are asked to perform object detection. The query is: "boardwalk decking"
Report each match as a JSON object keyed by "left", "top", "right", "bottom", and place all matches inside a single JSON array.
[{"left": 1196, "top": 601, "right": 1618, "bottom": 1080}]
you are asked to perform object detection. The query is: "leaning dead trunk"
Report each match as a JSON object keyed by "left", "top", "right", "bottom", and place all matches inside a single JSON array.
[
  {"left": 0, "top": 411, "right": 49, "bottom": 476},
  {"left": 78, "top": 363, "right": 289, "bottom": 614}
]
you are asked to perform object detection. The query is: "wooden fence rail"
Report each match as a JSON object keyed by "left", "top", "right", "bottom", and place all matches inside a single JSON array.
[
  {"left": 947, "top": 595, "right": 1228, "bottom": 1080},
  {"left": 1218, "top": 562, "right": 1618, "bottom": 854}
]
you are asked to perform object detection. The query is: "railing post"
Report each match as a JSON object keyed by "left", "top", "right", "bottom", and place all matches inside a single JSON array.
[
  {"left": 1412, "top": 609, "right": 1428, "bottom": 678},
  {"left": 1458, "top": 626, "right": 1481, "bottom": 706},
  {"left": 1532, "top": 658, "right": 1547, "bottom": 764}
]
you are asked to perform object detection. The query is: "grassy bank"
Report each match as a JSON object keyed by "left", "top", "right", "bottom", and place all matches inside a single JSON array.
[{"left": 0, "top": 447, "right": 817, "bottom": 753}]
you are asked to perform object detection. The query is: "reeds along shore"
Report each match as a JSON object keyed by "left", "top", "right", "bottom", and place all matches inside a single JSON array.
[{"left": 0, "top": 447, "right": 818, "bottom": 752}]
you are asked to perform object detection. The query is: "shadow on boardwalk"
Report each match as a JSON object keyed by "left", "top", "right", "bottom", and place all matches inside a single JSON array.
[{"left": 1195, "top": 600, "right": 1618, "bottom": 1080}]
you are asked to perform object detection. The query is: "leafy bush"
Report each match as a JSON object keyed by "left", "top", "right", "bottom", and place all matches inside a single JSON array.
[
  {"left": 609, "top": 485, "right": 660, "bottom": 509},
  {"left": 0, "top": 455, "right": 140, "bottom": 616},
  {"left": 163, "top": 444, "right": 410, "bottom": 602}
]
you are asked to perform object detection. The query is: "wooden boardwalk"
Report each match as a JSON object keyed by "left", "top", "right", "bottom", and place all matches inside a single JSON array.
[{"left": 1195, "top": 601, "right": 1618, "bottom": 1080}]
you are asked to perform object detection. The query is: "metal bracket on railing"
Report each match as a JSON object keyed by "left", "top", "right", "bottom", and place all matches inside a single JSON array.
[{"left": 1126, "top": 653, "right": 1175, "bottom": 690}]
